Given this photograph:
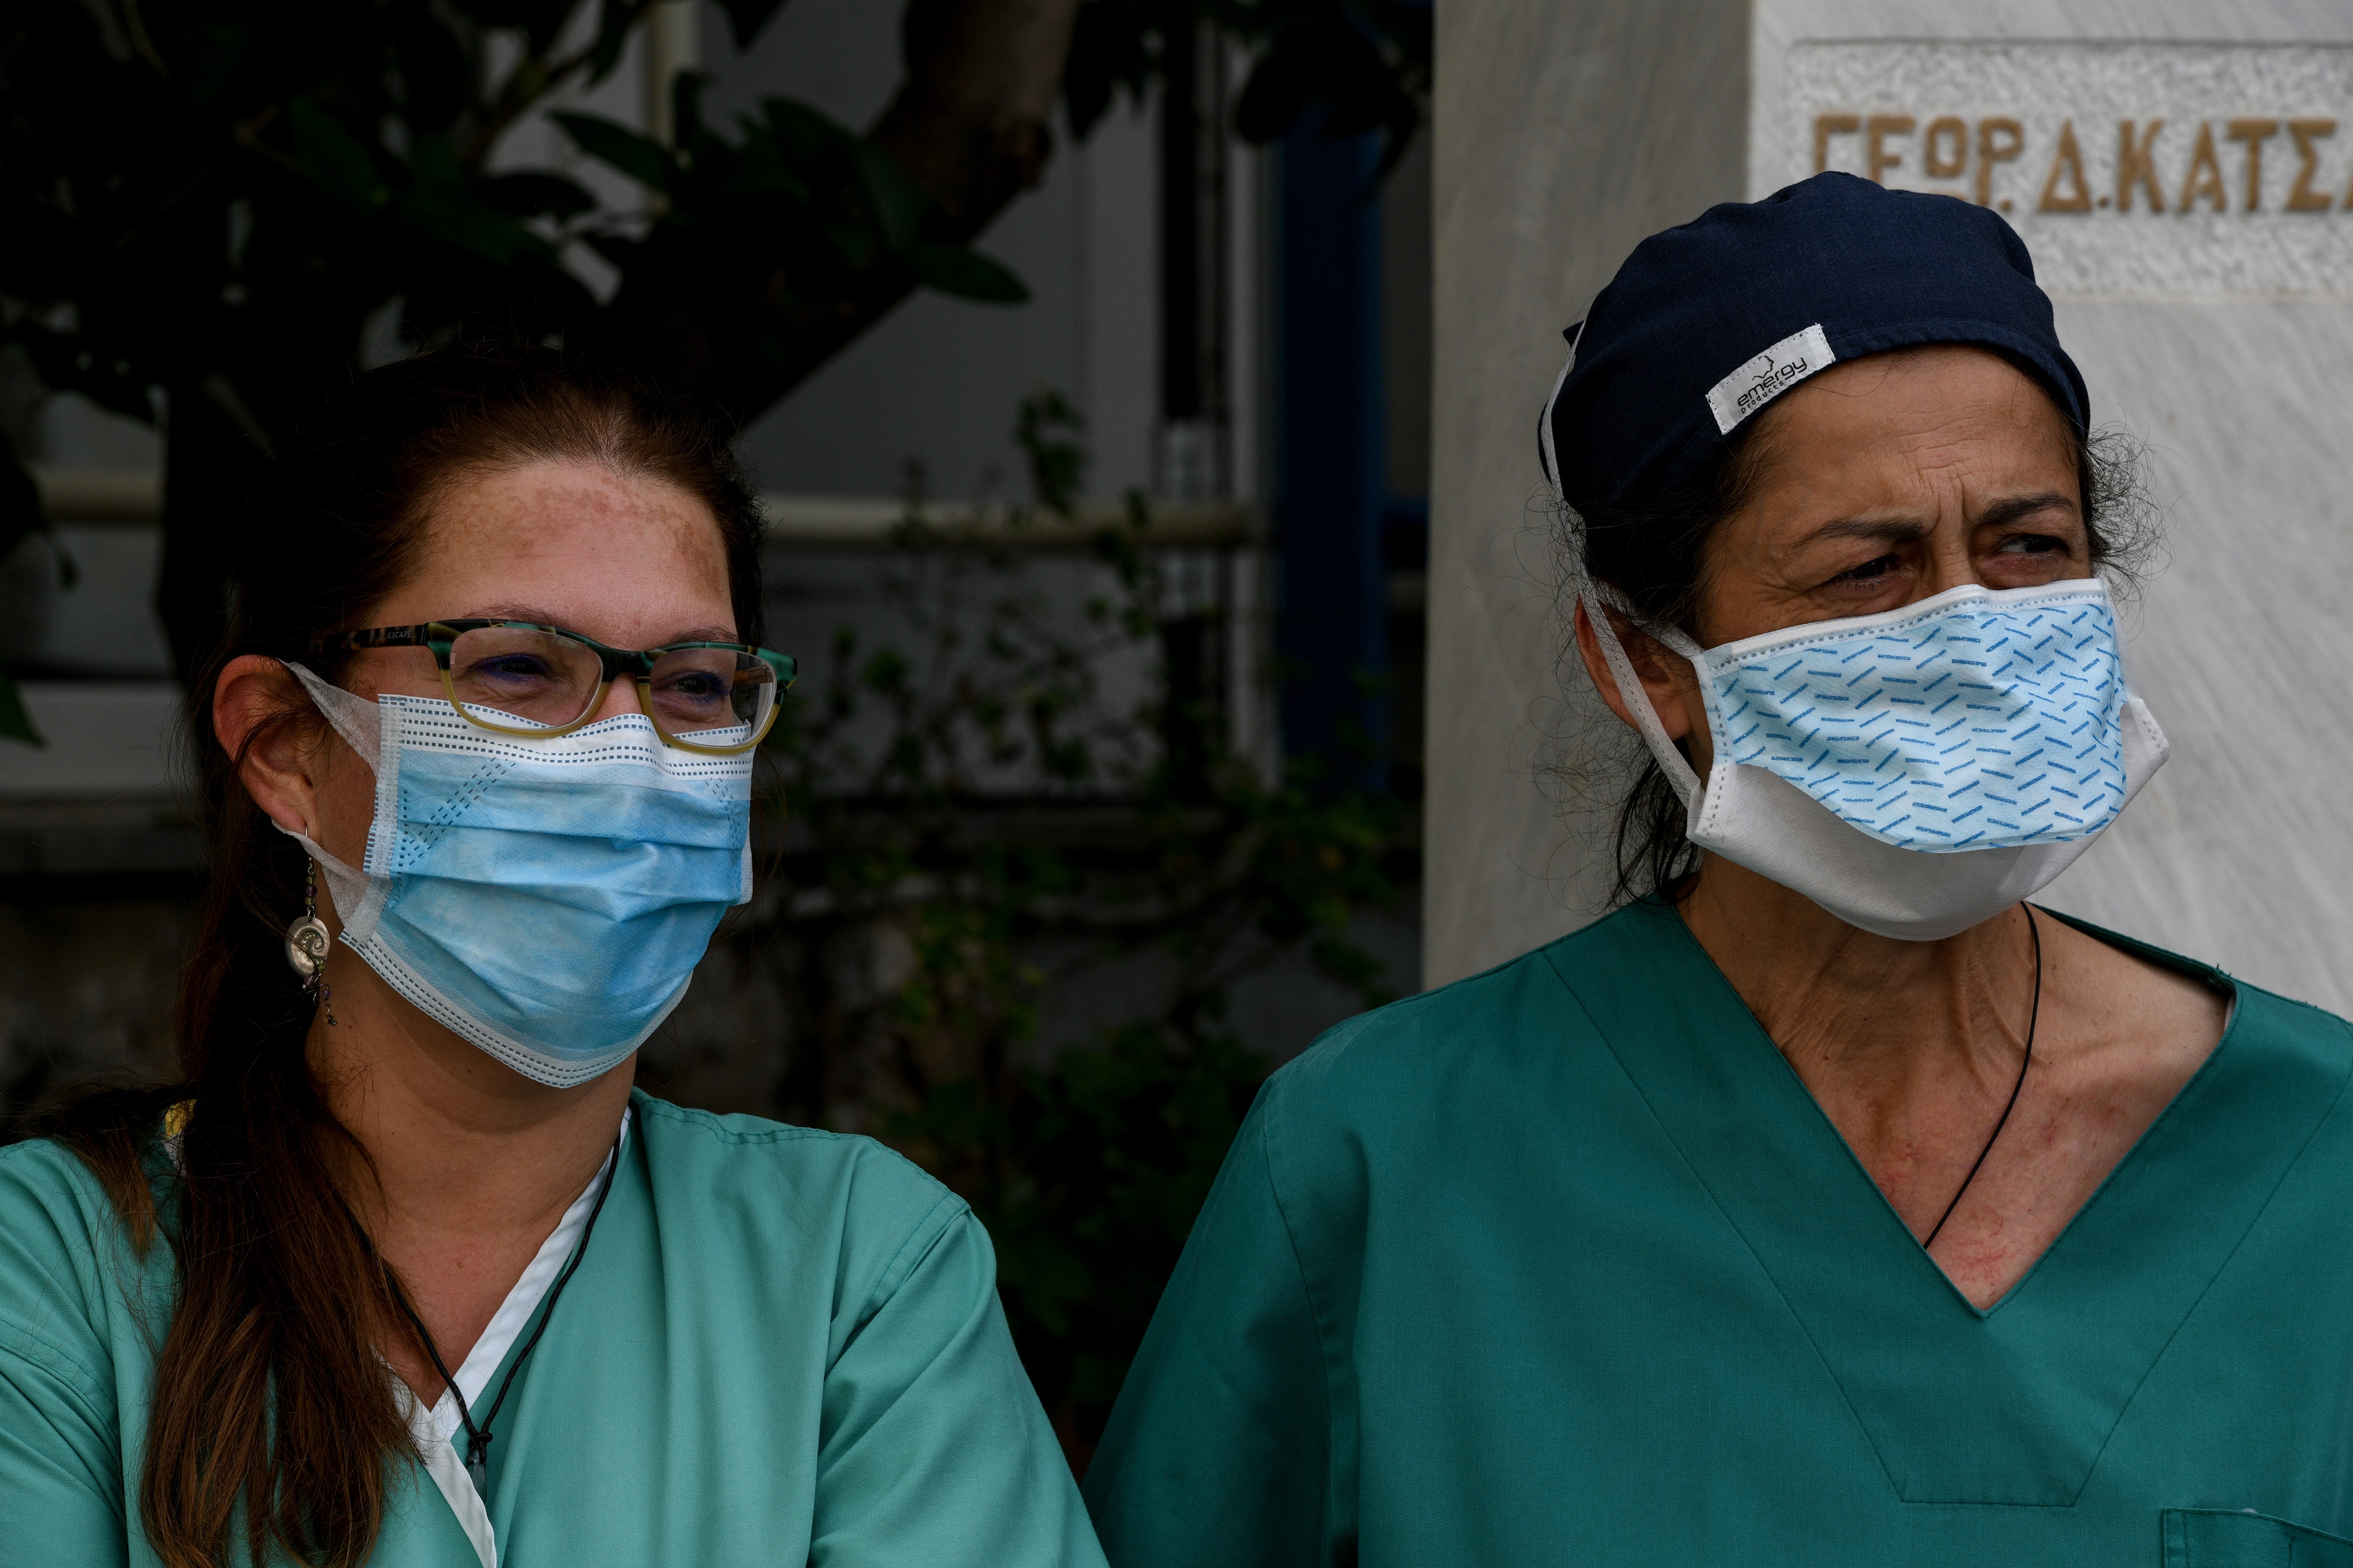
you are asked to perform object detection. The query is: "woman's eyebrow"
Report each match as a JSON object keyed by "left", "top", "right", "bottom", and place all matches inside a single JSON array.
[
  {"left": 1798, "top": 516, "right": 1934, "bottom": 549},
  {"left": 1792, "top": 492, "right": 2076, "bottom": 553},
  {"left": 1975, "top": 491, "right": 2077, "bottom": 530}
]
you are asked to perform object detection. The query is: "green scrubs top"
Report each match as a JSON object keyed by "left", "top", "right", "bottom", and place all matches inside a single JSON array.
[
  {"left": 1084, "top": 901, "right": 2353, "bottom": 1567},
  {"left": 0, "top": 1089, "right": 1104, "bottom": 1567}
]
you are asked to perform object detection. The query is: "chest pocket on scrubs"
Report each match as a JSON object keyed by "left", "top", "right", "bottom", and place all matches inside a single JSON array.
[{"left": 2163, "top": 1509, "right": 2353, "bottom": 1566}]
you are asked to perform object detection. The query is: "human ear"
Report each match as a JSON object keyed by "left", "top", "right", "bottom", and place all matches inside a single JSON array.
[
  {"left": 213, "top": 655, "right": 336, "bottom": 838},
  {"left": 1573, "top": 599, "right": 1701, "bottom": 746}
]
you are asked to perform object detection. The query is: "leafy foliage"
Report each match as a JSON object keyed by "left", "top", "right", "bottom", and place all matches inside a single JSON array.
[
  {"left": 563, "top": 78, "right": 1032, "bottom": 387},
  {"left": 0, "top": 0, "right": 1428, "bottom": 720},
  {"left": 0, "top": 0, "right": 1035, "bottom": 693},
  {"left": 1, "top": 0, "right": 605, "bottom": 415},
  {"left": 0, "top": 662, "right": 40, "bottom": 746},
  {"left": 0, "top": 0, "right": 1036, "bottom": 421}
]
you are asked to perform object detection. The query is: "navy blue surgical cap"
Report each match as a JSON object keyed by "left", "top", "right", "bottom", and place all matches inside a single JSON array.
[{"left": 1541, "top": 171, "right": 2089, "bottom": 521}]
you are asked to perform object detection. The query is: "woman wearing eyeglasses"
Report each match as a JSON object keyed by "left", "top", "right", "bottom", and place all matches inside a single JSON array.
[{"left": 0, "top": 346, "right": 1104, "bottom": 1568}]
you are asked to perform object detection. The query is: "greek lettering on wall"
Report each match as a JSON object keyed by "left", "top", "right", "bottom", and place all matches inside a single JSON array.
[{"left": 1782, "top": 42, "right": 2353, "bottom": 295}]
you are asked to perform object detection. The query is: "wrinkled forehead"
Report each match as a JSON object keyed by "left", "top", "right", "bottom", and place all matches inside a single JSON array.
[{"left": 1734, "top": 348, "right": 2081, "bottom": 503}]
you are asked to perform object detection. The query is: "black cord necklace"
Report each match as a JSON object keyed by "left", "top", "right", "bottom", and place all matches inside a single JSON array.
[
  {"left": 1922, "top": 905, "right": 2041, "bottom": 1250},
  {"left": 385, "top": 1129, "right": 624, "bottom": 1495}
]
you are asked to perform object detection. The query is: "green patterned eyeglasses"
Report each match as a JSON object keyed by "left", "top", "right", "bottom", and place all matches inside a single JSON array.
[{"left": 315, "top": 620, "right": 797, "bottom": 756}]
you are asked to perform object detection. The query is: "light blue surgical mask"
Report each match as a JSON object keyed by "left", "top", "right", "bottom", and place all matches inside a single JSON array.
[
  {"left": 285, "top": 664, "right": 752, "bottom": 1086},
  {"left": 1587, "top": 576, "right": 2168, "bottom": 940},
  {"left": 1677, "top": 578, "right": 2130, "bottom": 852}
]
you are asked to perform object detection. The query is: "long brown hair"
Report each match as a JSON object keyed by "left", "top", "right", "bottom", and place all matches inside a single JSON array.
[{"left": 41, "top": 343, "right": 766, "bottom": 1568}]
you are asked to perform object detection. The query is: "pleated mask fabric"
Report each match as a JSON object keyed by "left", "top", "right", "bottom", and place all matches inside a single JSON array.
[
  {"left": 1683, "top": 579, "right": 2129, "bottom": 853},
  {"left": 283, "top": 663, "right": 752, "bottom": 1086},
  {"left": 1583, "top": 578, "right": 2168, "bottom": 941}
]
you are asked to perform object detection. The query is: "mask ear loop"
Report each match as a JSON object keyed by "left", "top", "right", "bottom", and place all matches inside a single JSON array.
[
  {"left": 282, "top": 661, "right": 381, "bottom": 772},
  {"left": 1580, "top": 592, "right": 1706, "bottom": 811},
  {"left": 1536, "top": 325, "right": 1578, "bottom": 508},
  {"left": 274, "top": 661, "right": 387, "bottom": 939},
  {"left": 1542, "top": 333, "right": 1711, "bottom": 816}
]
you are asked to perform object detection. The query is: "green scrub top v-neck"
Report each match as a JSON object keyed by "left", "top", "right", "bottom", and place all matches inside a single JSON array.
[
  {"left": 0, "top": 1089, "right": 1106, "bottom": 1567},
  {"left": 1083, "top": 900, "right": 2353, "bottom": 1567}
]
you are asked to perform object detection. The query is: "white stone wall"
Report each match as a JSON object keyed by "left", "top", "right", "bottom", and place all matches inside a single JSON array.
[
  {"left": 1425, "top": 0, "right": 1750, "bottom": 986},
  {"left": 1782, "top": 42, "right": 2353, "bottom": 296}
]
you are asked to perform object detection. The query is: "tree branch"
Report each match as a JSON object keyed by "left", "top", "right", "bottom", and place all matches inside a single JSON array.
[
  {"left": 867, "top": 0, "right": 1075, "bottom": 233},
  {"left": 692, "top": 0, "right": 1081, "bottom": 416}
]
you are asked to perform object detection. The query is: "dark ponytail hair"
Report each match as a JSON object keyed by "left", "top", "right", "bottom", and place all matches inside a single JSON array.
[
  {"left": 41, "top": 342, "right": 764, "bottom": 1568},
  {"left": 1565, "top": 361, "right": 2152, "bottom": 908}
]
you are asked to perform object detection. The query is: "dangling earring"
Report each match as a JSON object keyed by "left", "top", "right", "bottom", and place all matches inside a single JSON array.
[{"left": 285, "top": 859, "right": 338, "bottom": 1027}]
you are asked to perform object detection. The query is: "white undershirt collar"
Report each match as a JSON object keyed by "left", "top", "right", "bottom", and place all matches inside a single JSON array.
[{"left": 398, "top": 1105, "right": 633, "bottom": 1568}]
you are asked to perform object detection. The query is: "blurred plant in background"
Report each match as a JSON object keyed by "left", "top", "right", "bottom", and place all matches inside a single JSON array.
[
  {"left": 0, "top": 0, "right": 1430, "bottom": 735},
  {"left": 723, "top": 392, "right": 1413, "bottom": 1458}
]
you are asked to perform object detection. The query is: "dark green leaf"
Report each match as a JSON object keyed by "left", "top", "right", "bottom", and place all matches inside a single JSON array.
[
  {"left": 911, "top": 244, "right": 1029, "bottom": 303},
  {"left": 0, "top": 435, "right": 40, "bottom": 568},
  {"left": 0, "top": 416, "right": 51, "bottom": 735},
  {"left": 0, "top": 672, "right": 43, "bottom": 749},
  {"left": 407, "top": 132, "right": 464, "bottom": 188},
  {"left": 762, "top": 97, "right": 856, "bottom": 166},
  {"left": 482, "top": 172, "right": 599, "bottom": 220},
  {"left": 181, "top": 22, "right": 256, "bottom": 106},
  {"left": 399, "top": 191, "right": 548, "bottom": 265},
  {"left": 851, "top": 142, "right": 925, "bottom": 252},
  {"left": 469, "top": 0, "right": 578, "bottom": 56},
  {"left": 821, "top": 219, "right": 875, "bottom": 271},
  {"left": 391, "top": 12, "right": 472, "bottom": 133},
  {"left": 1061, "top": 1, "right": 1154, "bottom": 141},
  {"left": 711, "top": 130, "right": 808, "bottom": 201},
  {"left": 397, "top": 135, "right": 551, "bottom": 264},
  {"left": 552, "top": 111, "right": 677, "bottom": 192},
  {"left": 588, "top": 0, "right": 633, "bottom": 84},
  {"left": 289, "top": 96, "right": 388, "bottom": 211},
  {"left": 672, "top": 70, "right": 711, "bottom": 148},
  {"left": 716, "top": 0, "right": 794, "bottom": 50}
]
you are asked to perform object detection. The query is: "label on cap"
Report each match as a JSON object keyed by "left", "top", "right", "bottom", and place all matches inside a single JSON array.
[{"left": 1706, "top": 323, "right": 1834, "bottom": 435}]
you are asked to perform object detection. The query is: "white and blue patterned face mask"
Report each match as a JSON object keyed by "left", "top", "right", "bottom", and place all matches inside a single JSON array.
[
  {"left": 281, "top": 664, "right": 752, "bottom": 1087},
  {"left": 1680, "top": 579, "right": 2127, "bottom": 853},
  {"left": 1586, "top": 577, "right": 2169, "bottom": 941}
]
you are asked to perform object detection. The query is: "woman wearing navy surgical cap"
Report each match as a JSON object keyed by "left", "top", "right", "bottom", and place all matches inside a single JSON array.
[{"left": 1084, "top": 172, "right": 2353, "bottom": 1564}]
